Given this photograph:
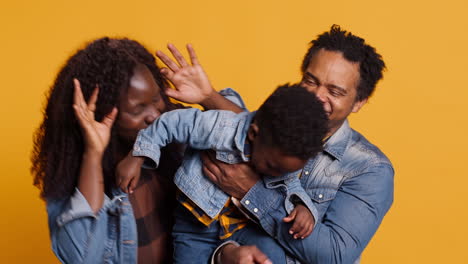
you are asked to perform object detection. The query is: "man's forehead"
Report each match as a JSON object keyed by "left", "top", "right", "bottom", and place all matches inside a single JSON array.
[{"left": 305, "top": 50, "right": 360, "bottom": 89}]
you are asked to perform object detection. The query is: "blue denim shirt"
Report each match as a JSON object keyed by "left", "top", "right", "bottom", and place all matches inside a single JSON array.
[
  {"left": 240, "top": 120, "right": 394, "bottom": 264},
  {"left": 46, "top": 188, "right": 137, "bottom": 263},
  {"left": 133, "top": 109, "right": 318, "bottom": 222}
]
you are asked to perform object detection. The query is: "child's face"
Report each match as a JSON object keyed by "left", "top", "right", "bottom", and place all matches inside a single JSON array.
[{"left": 249, "top": 139, "right": 307, "bottom": 177}]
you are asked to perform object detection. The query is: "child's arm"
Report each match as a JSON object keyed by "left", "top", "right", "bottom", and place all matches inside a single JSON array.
[
  {"left": 133, "top": 108, "right": 245, "bottom": 168},
  {"left": 283, "top": 203, "right": 315, "bottom": 239},
  {"left": 116, "top": 151, "right": 145, "bottom": 193}
]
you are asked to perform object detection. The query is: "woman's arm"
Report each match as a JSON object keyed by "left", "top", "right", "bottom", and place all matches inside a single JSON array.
[
  {"left": 72, "top": 79, "right": 118, "bottom": 213},
  {"left": 156, "top": 43, "right": 244, "bottom": 113}
]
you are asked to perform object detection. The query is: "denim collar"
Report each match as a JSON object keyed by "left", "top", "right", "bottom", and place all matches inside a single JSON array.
[{"left": 323, "top": 120, "right": 352, "bottom": 161}]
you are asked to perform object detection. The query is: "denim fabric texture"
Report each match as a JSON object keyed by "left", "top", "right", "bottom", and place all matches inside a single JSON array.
[
  {"left": 47, "top": 188, "right": 137, "bottom": 263},
  {"left": 132, "top": 98, "right": 318, "bottom": 222},
  {"left": 173, "top": 202, "right": 286, "bottom": 264},
  {"left": 45, "top": 88, "right": 244, "bottom": 264},
  {"left": 240, "top": 120, "right": 394, "bottom": 264}
]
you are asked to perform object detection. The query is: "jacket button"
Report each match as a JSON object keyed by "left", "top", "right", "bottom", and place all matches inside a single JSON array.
[
  {"left": 318, "top": 194, "right": 323, "bottom": 199},
  {"left": 253, "top": 208, "right": 258, "bottom": 213}
]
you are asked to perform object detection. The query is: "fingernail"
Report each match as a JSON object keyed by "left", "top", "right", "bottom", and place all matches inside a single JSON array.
[{"left": 289, "top": 230, "right": 294, "bottom": 235}]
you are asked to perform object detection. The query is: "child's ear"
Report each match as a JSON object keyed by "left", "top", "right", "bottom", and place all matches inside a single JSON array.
[{"left": 247, "top": 122, "right": 259, "bottom": 142}]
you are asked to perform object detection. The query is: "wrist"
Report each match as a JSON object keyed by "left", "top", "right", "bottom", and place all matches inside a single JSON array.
[
  {"left": 200, "top": 89, "right": 220, "bottom": 110},
  {"left": 83, "top": 149, "right": 104, "bottom": 161}
]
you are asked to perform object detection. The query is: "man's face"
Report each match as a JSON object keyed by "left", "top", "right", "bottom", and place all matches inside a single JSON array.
[{"left": 300, "top": 49, "right": 367, "bottom": 135}]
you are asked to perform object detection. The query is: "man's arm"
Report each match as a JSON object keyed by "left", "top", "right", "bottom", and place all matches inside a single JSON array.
[{"left": 208, "top": 161, "right": 394, "bottom": 263}]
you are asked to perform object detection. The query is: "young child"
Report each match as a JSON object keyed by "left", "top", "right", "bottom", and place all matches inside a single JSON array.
[{"left": 117, "top": 84, "right": 328, "bottom": 263}]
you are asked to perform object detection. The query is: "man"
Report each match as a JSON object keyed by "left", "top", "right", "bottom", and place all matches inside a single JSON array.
[{"left": 204, "top": 25, "right": 394, "bottom": 263}]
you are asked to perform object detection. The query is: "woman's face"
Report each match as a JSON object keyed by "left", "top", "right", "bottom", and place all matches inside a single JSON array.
[{"left": 115, "top": 64, "right": 167, "bottom": 145}]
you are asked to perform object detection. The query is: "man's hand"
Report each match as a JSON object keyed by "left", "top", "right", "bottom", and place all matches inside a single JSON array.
[
  {"left": 116, "top": 152, "right": 144, "bottom": 194},
  {"left": 283, "top": 204, "right": 315, "bottom": 239},
  {"left": 201, "top": 151, "right": 260, "bottom": 199},
  {"left": 218, "top": 244, "right": 272, "bottom": 264},
  {"left": 156, "top": 43, "right": 216, "bottom": 105}
]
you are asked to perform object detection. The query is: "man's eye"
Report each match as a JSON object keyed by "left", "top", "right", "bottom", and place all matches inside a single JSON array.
[
  {"left": 329, "top": 90, "right": 342, "bottom": 97},
  {"left": 303, "top": 78, "right": 317, "bottom": 86}
]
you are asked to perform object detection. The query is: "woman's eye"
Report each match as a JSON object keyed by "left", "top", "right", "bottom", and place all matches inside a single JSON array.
[{"left": 131, "top": 105, "right": 145, "bottom": 115}]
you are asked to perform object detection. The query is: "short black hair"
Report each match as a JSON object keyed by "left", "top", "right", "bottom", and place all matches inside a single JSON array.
[
  {"left": 301, "top": 25, "right": 386, "bottom": 101},
  {"left": 255, "top": 84, "right": 328, "bottom": 160}
]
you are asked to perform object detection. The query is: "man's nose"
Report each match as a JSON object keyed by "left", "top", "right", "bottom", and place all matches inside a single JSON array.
[{"left": 315, "top": 86, "right": 327, "bottom": 103}]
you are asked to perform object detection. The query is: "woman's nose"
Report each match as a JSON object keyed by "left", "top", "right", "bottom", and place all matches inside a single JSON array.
[{"left": 145, "top": 108, "right": 161, "bottom": 125}]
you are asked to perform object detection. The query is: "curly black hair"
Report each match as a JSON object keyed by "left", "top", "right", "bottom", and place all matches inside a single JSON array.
[
  {"left": 255, "top": 84, "right": 328, "bottom": 160},
  {"left": 31, "top": 37, "right": 178, "bottom": 200},
  {"left": 301, "top": 25, "right": 386, "bottom": 102}
]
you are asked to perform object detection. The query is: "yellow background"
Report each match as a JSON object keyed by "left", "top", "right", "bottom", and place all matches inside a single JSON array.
[{"left": 1, "top": 0, "right": 467, "bottom": 263}]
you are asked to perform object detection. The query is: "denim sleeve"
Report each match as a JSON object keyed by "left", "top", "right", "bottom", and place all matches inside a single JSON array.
[
  {"left": 133, "top": 108, "right": 241, "bottom": 167},
  {"left": 259, "top": 175, "right": 319, "bottom": 228},
  {"left": 46, "top": 188, "right": 112, "bottom": 263},
  {"left": 219, "top": 88, "right": 249, "bottom": 111},
  {"left": 243, "top": 163, "right": 394, "bottom": 263}
]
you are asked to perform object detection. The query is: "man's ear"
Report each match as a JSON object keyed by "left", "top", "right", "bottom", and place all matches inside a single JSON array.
[
  {"left": 247, "top": 122, "right": 259, "bottom": 142},
  {"left": 351, "top": 98, "right": 368, "bottom": 113}
]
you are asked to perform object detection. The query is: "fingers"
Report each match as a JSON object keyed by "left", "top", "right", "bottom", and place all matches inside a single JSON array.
[
  {"left": 160, "top": 67, "right": 175, "bottom": 80},
  {"left": 72, "top": 79, "right": 89, "bottom": 126},
  {"left": 118, "top": 177, "right": 130, "bottom": 193},
  {"left": 73, "top": 79, "right": 87, "bottom": 111},
  {"left": 186, "top": 43, "right": 200, "bottom": 65},
  {"left": 290, "top": 217, "right": 305, "bottom": 239},
  {"left": 156, "top": 50, "right": 180, "bottom": 72},
  {"left": 283, "top": 208, "right": 296, "bottom": 223},
  {"left": 163, "top": 87, "right": 182, "bottom": 100},
  {"left": 249, "top": 246, "right": 272, "bottom": 264},
  {"left": 167, "top": 43, "right": 189, "bottom": 67},
  {"left": 102, "top": 107, "right": 118, "bottom": 128},
  {"left": 128, "top": 176, "right": 138, "bottom": 194},
  {"left": 295, "top": 221, "right": 313, "bottom": 239},
  {"left": 88, "top": 85, "right": 99, "bottom": 112},
  {"left": 288, "top": 211, "right": 314, "bottom": 239},
  {"left": 201, "top": 151, "right": 222, "bottom": 182}
]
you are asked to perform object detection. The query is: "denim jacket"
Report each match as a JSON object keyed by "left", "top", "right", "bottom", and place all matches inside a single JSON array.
[
  {"left": 240, "top": 120, "right": 394, "bottom": 264},
  {"left": 133, "top": 109, "right": 318, "bottom": 221},
  {"left": 46, "top": 188, "right": 137, "bottom": 263},
  {"left": 45, "top": 88, "right": 244, "bottom": 264}
]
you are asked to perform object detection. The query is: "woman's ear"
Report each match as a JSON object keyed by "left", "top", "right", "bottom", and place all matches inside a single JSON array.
[{"left": 247, "top": 122, "right": 259, "bottom": 142}]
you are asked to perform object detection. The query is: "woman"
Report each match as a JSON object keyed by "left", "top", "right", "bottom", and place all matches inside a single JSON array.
[{"left": 31, "top": 37, "right": 242, "bottom": 263}]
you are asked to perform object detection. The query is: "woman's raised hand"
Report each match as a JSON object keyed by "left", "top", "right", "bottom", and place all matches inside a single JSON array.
[
  {"left": 73, "top": 79, "right": 118, "bottom": 155},
  {"left": 156, "top": 43, "right": 216, "bottom": 104}
]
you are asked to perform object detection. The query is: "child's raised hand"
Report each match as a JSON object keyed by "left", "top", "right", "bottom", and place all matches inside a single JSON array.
[
  {"left": 156, "top": 44, "right": 215, "bottom": 104},
  {"left": 283, "top": 204, "right": 315, "bottom": 239},
  {"left": 116, "top": 152, "right": 144, "bottom": 194}
]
